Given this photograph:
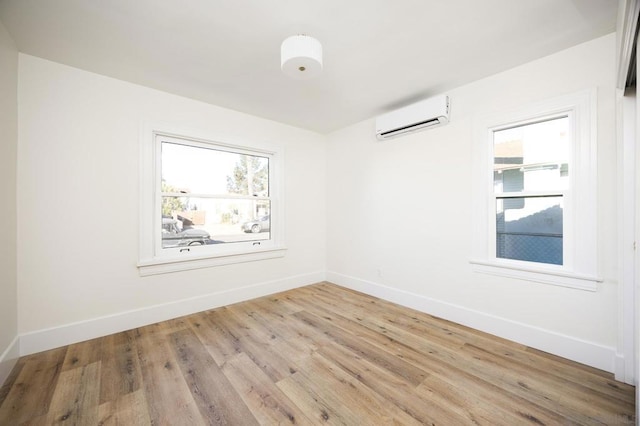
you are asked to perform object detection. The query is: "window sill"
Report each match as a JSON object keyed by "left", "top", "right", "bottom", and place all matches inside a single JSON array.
[
  {"left": 138, "top": 246, "right": 287, "bottom": 276},
  {"left": 469, "top": 259, "right": 601, "bottom": 291}
]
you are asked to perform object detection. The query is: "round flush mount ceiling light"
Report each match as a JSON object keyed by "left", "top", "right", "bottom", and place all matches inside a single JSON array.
[{"left": 281, "top": 35, "right": 323, "bottom": 80}]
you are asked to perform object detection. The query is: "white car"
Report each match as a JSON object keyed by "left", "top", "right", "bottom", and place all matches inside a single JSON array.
[{"left": 241, "top": 215, "right": 270, "bottom": 233}]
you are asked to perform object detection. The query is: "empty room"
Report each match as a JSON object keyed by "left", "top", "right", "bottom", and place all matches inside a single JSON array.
[{"left": 0, "top": 0, "right": 638, "bottom": 424}]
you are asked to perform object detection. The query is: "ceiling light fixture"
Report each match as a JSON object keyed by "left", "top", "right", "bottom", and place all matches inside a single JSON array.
[{"left": 281, "top": 35, "right": 323, "bottom": 80}]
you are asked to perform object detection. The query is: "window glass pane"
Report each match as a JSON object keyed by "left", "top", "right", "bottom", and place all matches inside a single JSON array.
[
  {"left": 161, "top": 142, "right": 269, "bottom": 196},
  {"left": 161, "top": 197, "right": 270, "bottom": 248},
  {"left": 496, "top": 196, "right": 562, "bottom": 265},
  {"left": 493, "top": 116, "right": 570, "bottom": 193}
]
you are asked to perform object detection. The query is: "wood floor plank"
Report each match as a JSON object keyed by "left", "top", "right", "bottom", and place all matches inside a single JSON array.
[
  {"left": 243, "top": 298, "right": 333, "bottom": 352},
  {"left": 297, "top": 351, "right": 427, "bottom": 426},
  {"left": 61, "top": 337, "right": 103, "bottom": 372},
  {"left": 416, "top": 370, "right": 580, "bottom": 426},
  {"left": 45, "top": 361, "right": 101, "bottom": 425},
  {"left": 315, "top": 341, "right": 470, "bottom": 425},
  {"left": 292, "top": 309, "right": 429, "bottom": 386},
  {"left": 347, "top": 293, "right": 635, "bottom": 404},
  {"left": 311, "top": 283, "right": 541, "bottom": 359},
  {"left": 310, "top": 282, "right": 526, "bottom": 353},
  {"left": 227, "top": 302, "right": 316, "bottom": 362},
  {"left": 382, "top": 307, "right": 635, "bottom": 402},
  {"left": 263, "top": 290, "right": 307, "bottom": 316},
  {"left": 134, "top": 327, "right": 205, "bottom": 425},
  {"left": 524, "top": 343, "right": 636, "bottom": 403},
  {"left": 308, "top": 285, "right": 497, "bottom": 351},
  {"left": 97, "top": 389, "right": 152, "bottom": 426},
  {"left": 216, "top": 307, "right": 302, "bottom": 382},
  {"left": 0, "top": 356, "right": 25, "bottom": 407},
  {"left": 0, "top": 347, "right": 67, "bottom": 424},
  {"left": 99, "top": 330, "right": 142, "bottom": 405},
  {"left": 169, "top": 327, "right": 259, "bottom": 426},
  {"left": 275, "top": 377, "right": 337, "bottom": 425},
  {"left": 222, "top": 352, "right": 314, "bottom": 425},
  {"left": 277, "top": 371, "right": 367, "bottom": 425},
  {"left": 16, "top": 413, "right": 50, "bottom": 426},
  {"left": 317, "top": 303, "right": 604, "bottom": 425},
  {"left": 461, "top": 342, "right": 633, "bottom": 424},
  {"left": 468, "top": 340, "right": 636, "bottom": 407},
  {"left": 524, "top": 345, "right": 614, "bottom": 379},
  {"left": 0, "top": 282, "right": 635, "bottom": 425},
  {"left": 188, "top": 309, "right": 242, "bottom": 366}
]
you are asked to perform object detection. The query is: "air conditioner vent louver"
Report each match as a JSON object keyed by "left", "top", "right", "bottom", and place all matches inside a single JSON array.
[
  {"left": 379, "top": 118, "right": 441, "bottom": 137},
  {"left": 375, "top": 95, "right": 449, "bottom": 140}
]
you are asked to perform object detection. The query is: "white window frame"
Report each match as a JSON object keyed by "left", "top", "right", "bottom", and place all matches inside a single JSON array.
[
  {"left": 470, "top": 90, "right": 601, "bottom": 291},
  {"left": 138, "top": 123, "right": 286, "bottom": 276}
]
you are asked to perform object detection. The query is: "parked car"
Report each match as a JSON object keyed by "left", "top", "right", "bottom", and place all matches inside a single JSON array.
[
  {"left": 241, "top": 215, "right": 270, "bottom": 233},
  {"left": 162, "top": 217, "right": 210, "bottom": 248}
]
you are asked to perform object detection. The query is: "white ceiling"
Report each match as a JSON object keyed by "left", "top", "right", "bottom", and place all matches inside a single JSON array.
[{"left": 0, "top": 0, "right": 618, "bottom": 133}]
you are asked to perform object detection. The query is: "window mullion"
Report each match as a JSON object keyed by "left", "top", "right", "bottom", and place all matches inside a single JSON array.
[
  {"left": 494, "top": 191, "right": 564, "bottom": 199},
  {"left": 161, "top": 192, "right": 270, "bottom": 201}
]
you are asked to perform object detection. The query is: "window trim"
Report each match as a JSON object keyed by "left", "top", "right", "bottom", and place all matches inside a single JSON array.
[
  {"left": 470, "top": 90, "right": 601, "bottom": 291},
  {"left": 138, "top": 123, "right": 286, "bottom": 276}
]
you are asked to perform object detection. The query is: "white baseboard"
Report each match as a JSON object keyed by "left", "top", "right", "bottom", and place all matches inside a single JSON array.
[
  {"left": 0, "top": 335, "right": 20, "bottom": 387},
  {"left": 20, "top": 271, "right": 325, "bottom": 356},
  {"left": 15, "top": 269, "right": 618, "bottom": 375},
  {"left": 614, "top": 353, "right": 635, "bottom": 384},
  {"left": 327, "top": 271, "right": 616, "bottom": 373}
]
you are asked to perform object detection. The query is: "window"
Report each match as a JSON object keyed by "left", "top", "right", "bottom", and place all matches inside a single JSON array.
[
  {"left": 493, "top": 116, "right": 568, "bottom": 266},
  {"left": 139, "top": 126, "right": 285, "bottom": 275},
  {"left": 471, "top": 90, "right": 600, "bottom": 290}
]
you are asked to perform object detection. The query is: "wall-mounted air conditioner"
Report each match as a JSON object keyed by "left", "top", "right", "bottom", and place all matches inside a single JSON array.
[{"left": 375, "top": 95, "right": 450, "bottom": 140}]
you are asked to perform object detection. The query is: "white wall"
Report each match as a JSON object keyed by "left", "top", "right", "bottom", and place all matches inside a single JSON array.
[
  {"left": 327, "top": 34, "right": 619, "bottom": 371},
  {"left": 0, "top": 20, "right": 19, "bottom": 384},
  {"left": 17, "top": 54, "right": 326, "bottom": 353}
]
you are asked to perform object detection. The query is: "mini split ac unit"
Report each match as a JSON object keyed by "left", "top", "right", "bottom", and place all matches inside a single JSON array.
[{"left": 375, "top": 94, "right": 450, "bottom": 140}]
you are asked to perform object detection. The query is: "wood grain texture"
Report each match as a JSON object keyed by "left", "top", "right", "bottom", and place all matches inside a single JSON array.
[{"left": 0, "top": 282, "right": 635, "bottom": 425}]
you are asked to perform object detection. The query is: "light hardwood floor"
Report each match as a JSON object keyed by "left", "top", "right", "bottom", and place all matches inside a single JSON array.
[{"left": 0, "top": 282, "right": 635, "bottom": 425}]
